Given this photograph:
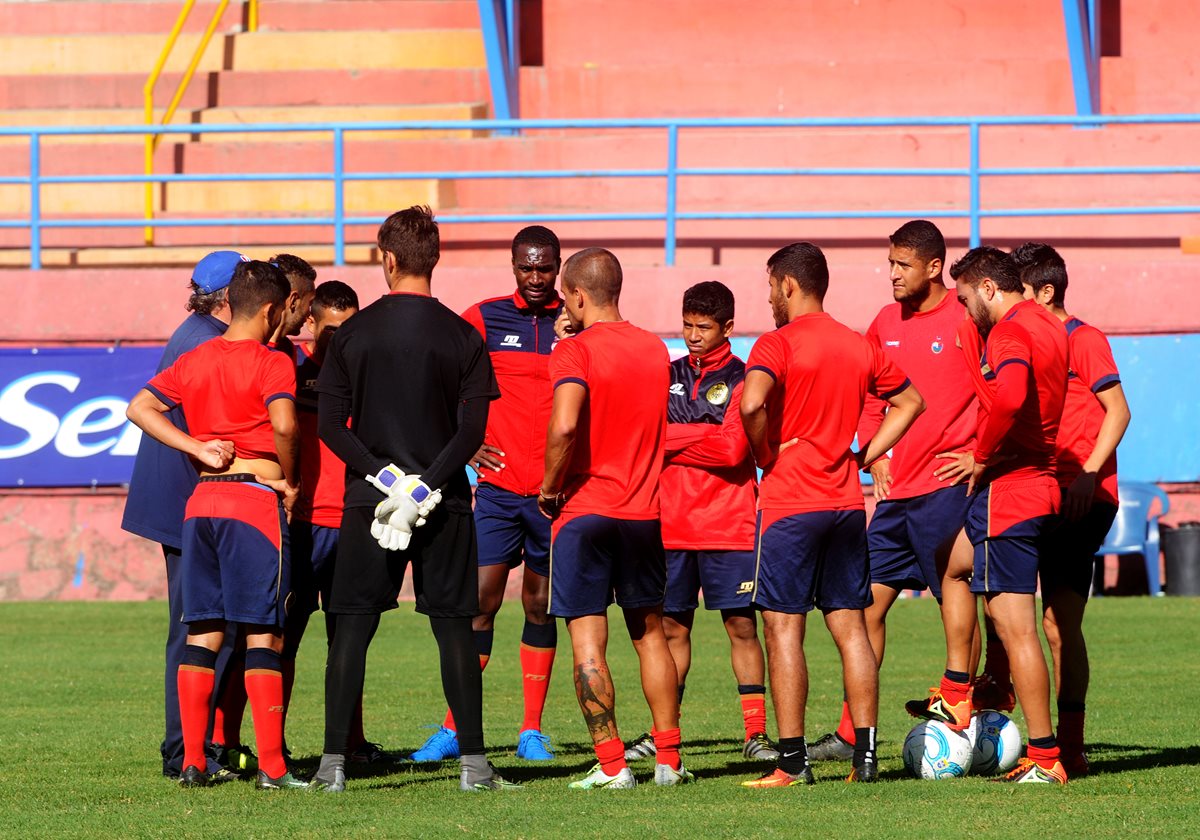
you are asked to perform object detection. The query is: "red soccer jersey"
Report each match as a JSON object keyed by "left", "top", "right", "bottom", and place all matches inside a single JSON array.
[
  {"left": 856, "top": 291, "right": 978, "bottom": 500},
  {"left": 295, "top": 343, "right": 347, "bottom": 528},
  {"left": 746, "top": 312, "right": 910, "bottom": 512},
  {"left": 461, "top": 291, "right": 559, "bottom": 496},
  {"left": 147, "top": 337, "right": 296, "bottom": 461},
  {"left": 975, "top": 300, "right": 1068, "bottom": 482},
  {"left": 1057, "top": 317, "right": 1121, "bottom": 505},
  {"left": 548, "top": 321, "right": 668, "bottom": 528}
]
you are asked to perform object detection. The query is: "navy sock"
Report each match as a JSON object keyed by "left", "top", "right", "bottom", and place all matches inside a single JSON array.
[
  {"left": 945, "top": 669, "right": 971, "bottom": 684},
  {"left": 245, "top": 647, "right": 282, "bottom": 673},
  {"left": 737, "top": 683, "right": 766, "bottom": 695},
  {"left": 520, "top": 619, "right": 557, "bottom": 649},
  {"left": 182, "top": 644, "right": 217, "bottom": 670},
  {"left": 473, "top": 629, "right": 494, "bottom": 660},
  {"left": 1029, "top": 735, "right": 1057, "bottom": 750}
]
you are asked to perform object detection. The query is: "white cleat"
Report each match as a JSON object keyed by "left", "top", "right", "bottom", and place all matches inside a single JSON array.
[
  {"left": 568, "top": 765, "right": 637, "bottom": 790},
  {"left": 654, "top": 762, "right": 695, "bottom": 786}
]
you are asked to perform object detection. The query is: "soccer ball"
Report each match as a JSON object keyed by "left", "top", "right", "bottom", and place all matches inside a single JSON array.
[
  {"left": 969, "top": 710, "right": 1022, "bottom": 775},
  {"left": 902, "top": 720, "right": 974, "bottom": 779}
]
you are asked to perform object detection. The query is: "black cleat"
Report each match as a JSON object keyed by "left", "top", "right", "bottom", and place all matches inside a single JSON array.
[
  {"left": 807, "top": 732, "right": 855, "bottom": 762},
  {"left": 178, "top": 765, "right": 211, "bottom": 788},
  {"left": 255, "top": 770, "right": 308, "bottom": 790},
  {"left": 846, "top": 755, "right": 878, "bottom": 783}
]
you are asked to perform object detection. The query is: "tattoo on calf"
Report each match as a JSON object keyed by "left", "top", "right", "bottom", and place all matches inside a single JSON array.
[{"left": 574, "top": 659, "right": 618, "bottom": 741}]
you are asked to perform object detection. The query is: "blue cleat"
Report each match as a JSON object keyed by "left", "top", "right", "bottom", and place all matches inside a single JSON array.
[
  {"left": 408, "top": 726, "right": 460, "bottom": 762},
  {"left": 516, "top": 729, "right": 555, "bottom": 761}
]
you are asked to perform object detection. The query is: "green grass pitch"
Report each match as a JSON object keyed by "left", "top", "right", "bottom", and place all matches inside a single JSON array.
[{"left": 1, "top": 597, "right": 1197, "bottom": 838}]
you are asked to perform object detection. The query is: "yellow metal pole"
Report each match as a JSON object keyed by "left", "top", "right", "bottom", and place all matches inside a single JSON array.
[
  {"left": 144, "top": 0, "right": 197, "bottom": 246},
  {"left": 160, "top": 0, "right": 232, "bottom": 131},
  {"left": 248, "top": 0, "right": 258, "bottom": 33}
]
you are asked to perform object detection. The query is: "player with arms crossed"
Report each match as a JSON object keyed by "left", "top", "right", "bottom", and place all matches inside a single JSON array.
[
  {"left": 1009, "top": 243, "right": 1129, "bottom": 775},
  {"left": 939, "top": 246, "right": 1070, "bottom": 783},
  {"left": 540, "top": 248, "right": 686, "bottom": 789},
  {"left": 310, "top": 206, "right": 515, "bottom": 793},
  {"left": 739, "top": 243, "right": 925, "bottom": 786},
  {"left": 126, "top": 260, "right": 305, "bottom": 790},
  {"left": 624, "top": 280, "right": 777, "bottom": 764},
  {"left": 411, "top": 226, "right": 563, "bottom": 763},
  {"left": 810, "top": 220, "right": 978, "bottom": 761}
]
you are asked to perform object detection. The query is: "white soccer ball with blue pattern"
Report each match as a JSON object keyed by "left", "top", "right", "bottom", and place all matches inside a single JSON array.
[
  {"left": 902, "top": 720, "right": 973, "bottom": 779},
  {"left": 969, "top": 710, "right": 1022, "bottom": 775}
]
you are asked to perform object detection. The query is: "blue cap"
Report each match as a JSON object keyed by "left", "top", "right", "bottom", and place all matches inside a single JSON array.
[{"left": 193, "top": 250, "right": 249, "bottom": 294}]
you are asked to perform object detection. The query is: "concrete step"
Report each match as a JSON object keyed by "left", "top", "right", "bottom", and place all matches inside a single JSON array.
[
  {"left": 0, "top": 29, "right": 484, "bottom": 75},
  {"left": 0, "top": 68, "right": 489, "bottom": 110},
  {"left": 0, "top": 0, "right": 478, "bottom": 35}
]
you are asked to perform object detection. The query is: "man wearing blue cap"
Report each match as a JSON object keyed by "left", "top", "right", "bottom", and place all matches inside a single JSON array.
[{"left": 123, "top": 250, "right": 248, "bottom": 782}]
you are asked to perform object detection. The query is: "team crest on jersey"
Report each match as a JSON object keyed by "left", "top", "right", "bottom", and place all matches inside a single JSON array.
[
  {"left": 706, "top": 382, "right": 730, "bottom": 405},
  {"left": 931, "top": 337, "right": 944, "bottom": 354},
  {"left": 669, "top": 383, "right": 686, "bottom": 395}
]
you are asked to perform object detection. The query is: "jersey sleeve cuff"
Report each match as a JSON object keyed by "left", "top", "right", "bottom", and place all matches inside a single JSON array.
[
  {"left": 554, "top": 376, "right": 588, "bottom": 390},
  {"left": 145, "top": 384, "right": 177, "bottom": 409},
  {"left": 747, "top": 364, "right": 777, "bottom": 382},
  {"left": 877, "top": 377, "right": 911, "bottom": 401},
  {"left": 1091, "top": 373, "right": 1120, "bottom": 393},
  {"left": 264, "top": 392, "right": 296, "bottom": 406},
  {"left": 994, "top": 358, "right": 1031, "bottom": 373}
]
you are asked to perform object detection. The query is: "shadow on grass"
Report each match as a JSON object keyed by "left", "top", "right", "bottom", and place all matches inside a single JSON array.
[{"left": 1086, "top": 742, "right": 1200, "bottom": 774}]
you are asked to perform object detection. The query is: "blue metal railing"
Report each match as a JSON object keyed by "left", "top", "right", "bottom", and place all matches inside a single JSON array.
[{"left": 3, "top": 114, "right": 1199, "bottom": 269}]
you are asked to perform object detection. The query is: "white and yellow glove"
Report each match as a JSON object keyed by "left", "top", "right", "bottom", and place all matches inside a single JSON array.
[{"left": 366, "top": 465, "right": 442, "bottom": 551}]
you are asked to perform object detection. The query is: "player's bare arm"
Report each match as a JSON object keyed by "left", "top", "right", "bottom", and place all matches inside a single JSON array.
[
  {"left": 739, "top": 369, "right": 777, "bottom": 467},
  {"left": 126, "top": 389, "right": 235, "bottom": 471},
  {"left": 471, "top": 443, "right": 506, "bottom": 473},
  {"left": 856, "top": 384, "right": 925, "bottom": 471},
  {"left": 1064, "top": 382, "right": 1131, "bottom": 522},
  {"left": 868, "top": 458, "right": 894, "bottom": 501},
  {"left": 539, "top": 382, "right": 586, "bottom": 518},
  {"left": 259, "top": 397, "right": 301, "bottom": 520}
]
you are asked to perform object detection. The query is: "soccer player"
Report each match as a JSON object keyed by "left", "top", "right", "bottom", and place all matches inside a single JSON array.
[
  {"left": 121, "top": 250, "right": 245, "bottom": 783},
  {"left": 1015, "top": 243, "right": 1129, "bottom": 775},
  {"left": 739, "top": 242, "right": 925, "bottom": 786},
  {"left": 410, "top": 226, "right": 563, "bottom": 763},
  {"left": 267, "top": 253, "right": 317, "bottom": 357},
  {"left": 625, "top": 280, "right": 777, "bottom": 764},
  {"left": 310, "top": 206, "right": 516, "bottom": 793},
  {"left": 126, "top": 260, "right": 306, "bottom": 790},
  {"left": 278, "top": 280, "right": 386, "bottom": 761},
  {"left": 539, "top": 247, "right": 686, "bottom": 789},
  {"left": 939, "top": 246, "right": 1070, "bottom": 784},
  {"left": 808, "top": 221, "right": 978, "bottom": 763}
]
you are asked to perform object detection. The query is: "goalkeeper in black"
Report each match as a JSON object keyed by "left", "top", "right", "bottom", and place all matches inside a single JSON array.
[{"left": 310, "top": 206, "right": 516, "bottom": 792}]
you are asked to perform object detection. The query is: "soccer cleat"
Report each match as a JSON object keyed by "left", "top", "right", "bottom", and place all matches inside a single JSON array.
[
  {"left": 741, "top": 766, "right": 815, "bottom": 787},
  {"left": 654, "top": 762, "right": 695, "bottom": 786},
  {"left": 255, "top": 770, "right": 309, "bottom": 790},
  {"left": 408, "top": 727, "right": 460, "bottom": 762},
  {"left": 307, "top": 767, "right": 346, "bottom": 793},
  {"left": 972, "top": 673, "right": 1016, "bottom": 713},
  {"left": 992, "top": 757, "right": 1068, "bottom": 785},
  {"left": 623, "top": 732, "right": 657, "bottom": 762},
  {"left": 806, "top": 732, "right": 854, "bottom": 762},
  {"left": 742, "top": 731, "right": 780, "bottom": 761},
  {"left": 905, "top": 687, "right": 972, "bottom": 731},
  {"left": 214, "top": 743, "right": 258, "bottom": 775},
  {"left": 516, "top": 729, "right": 555, "bottom": 761},
  {"left": 348, "top": 742, "right": 391, "bottom": 764},
  {"left": 1060, "top": 750, "right": 1090, "bottom": 778},
  {"left": 568, "top": 765, "right": 637, "bottom": 790},
  {"left": 460, "top": 766, "right": 523, "bottom": 792},
  {"left": 209, "top": 768, "right": 238, "bottom": 785},
  {"left": 177, "top": 765, "right": 211, "bottom": 788},
  {"left": 846, "top": 755, "right": 878, "bottom": 783}
]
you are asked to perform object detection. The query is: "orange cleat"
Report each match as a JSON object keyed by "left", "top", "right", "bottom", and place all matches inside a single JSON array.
[{"left": 741, "top": 766, "right": 815, "bottom": 787}]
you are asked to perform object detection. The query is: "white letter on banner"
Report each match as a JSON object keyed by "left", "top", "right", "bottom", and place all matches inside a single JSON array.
[
  {"left": 56, "top": 397, "right": 130, "bottom": 457},
  {"left": 0, "top": 372, "right": 78, "bottom": 459}
]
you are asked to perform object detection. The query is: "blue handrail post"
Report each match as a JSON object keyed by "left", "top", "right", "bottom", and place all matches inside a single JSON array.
[
  {"left": 505, "top": 0, "right": 520, "bottom": 85},
  {"left": 664, "top": 124, "right": 679, "bottom": 266},
  {"left": 968, "top": 122, "right": 981, "bottom": 248},
  {"left": 29, "top": 132, "right": 42, "bottom": 270},
  {"left": 476, "top": 0, "right": 519, "bottom": 135},
  {"left": 1062, "top": 0, "right": 1100, "bottom": 116},
  {"left": 333, "top": 127, "right": 346, "bottom": 267}
]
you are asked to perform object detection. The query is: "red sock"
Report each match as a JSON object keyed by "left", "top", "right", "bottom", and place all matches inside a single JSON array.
[
  {"left": 213, "top": 659, "right": 247, "bottom": 746},
  {"left": 739, "top": 691, "right": 768, "bottom": 739},
  {"left": 245, "top": 661, "right": 287, "bottom": 779},
  {"left": 519, "top": 644, "right": 555, "bottom": 732},
  {"left": 1057, "top": 710, "right": 1085, "bottom": 753},
  {"left": 444, "top": 653, "right": 489, "bottom": 732},
  {"left": 595, "top": 737, "right": 627, "bottom": 776},
  {"left": 835, "top": 700, "right": 855, "bottom": 744},
  {"left": 178, "top": 661, "right": 216, "bottom": 773},
  {"left": 652, "top": 727, "right": 682, "bottom": 770},
  {"left": 350, "top": 693, "right": 366, "bottom": 749},
  {"left": 940, "top": 674, "right": 972, "bottom": 703},
  {"left": 1027, "top": 742, "right": 1061, "bottom": 767}
]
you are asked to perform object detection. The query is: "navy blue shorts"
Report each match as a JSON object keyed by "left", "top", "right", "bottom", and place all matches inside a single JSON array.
[
  {"left": 1039, "top": 499, "right": 1118, "bottom": 600},
  {"left": 868, "top": 484, "right": 970, "bottom": 599},
  {"left": 753, "top": 509, "right": 870, "bottom": 614},
  {"left": 548, "top": 515, "right": 666, "bottom": 618},
  {"left": 664, "top": 550, "right": 757, "bottom": 612},
  {"left": 290, "top": 521, "right": 339, "bottom": 614},
  {"left": 474, "top": 483, "right": 551, "bottom": 577},
  {"left": 180, "top": 480, "right": 290, "bottom": 627},
  {"left": 966, "top": 482, "right": 1058, "bottom": 595}
]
